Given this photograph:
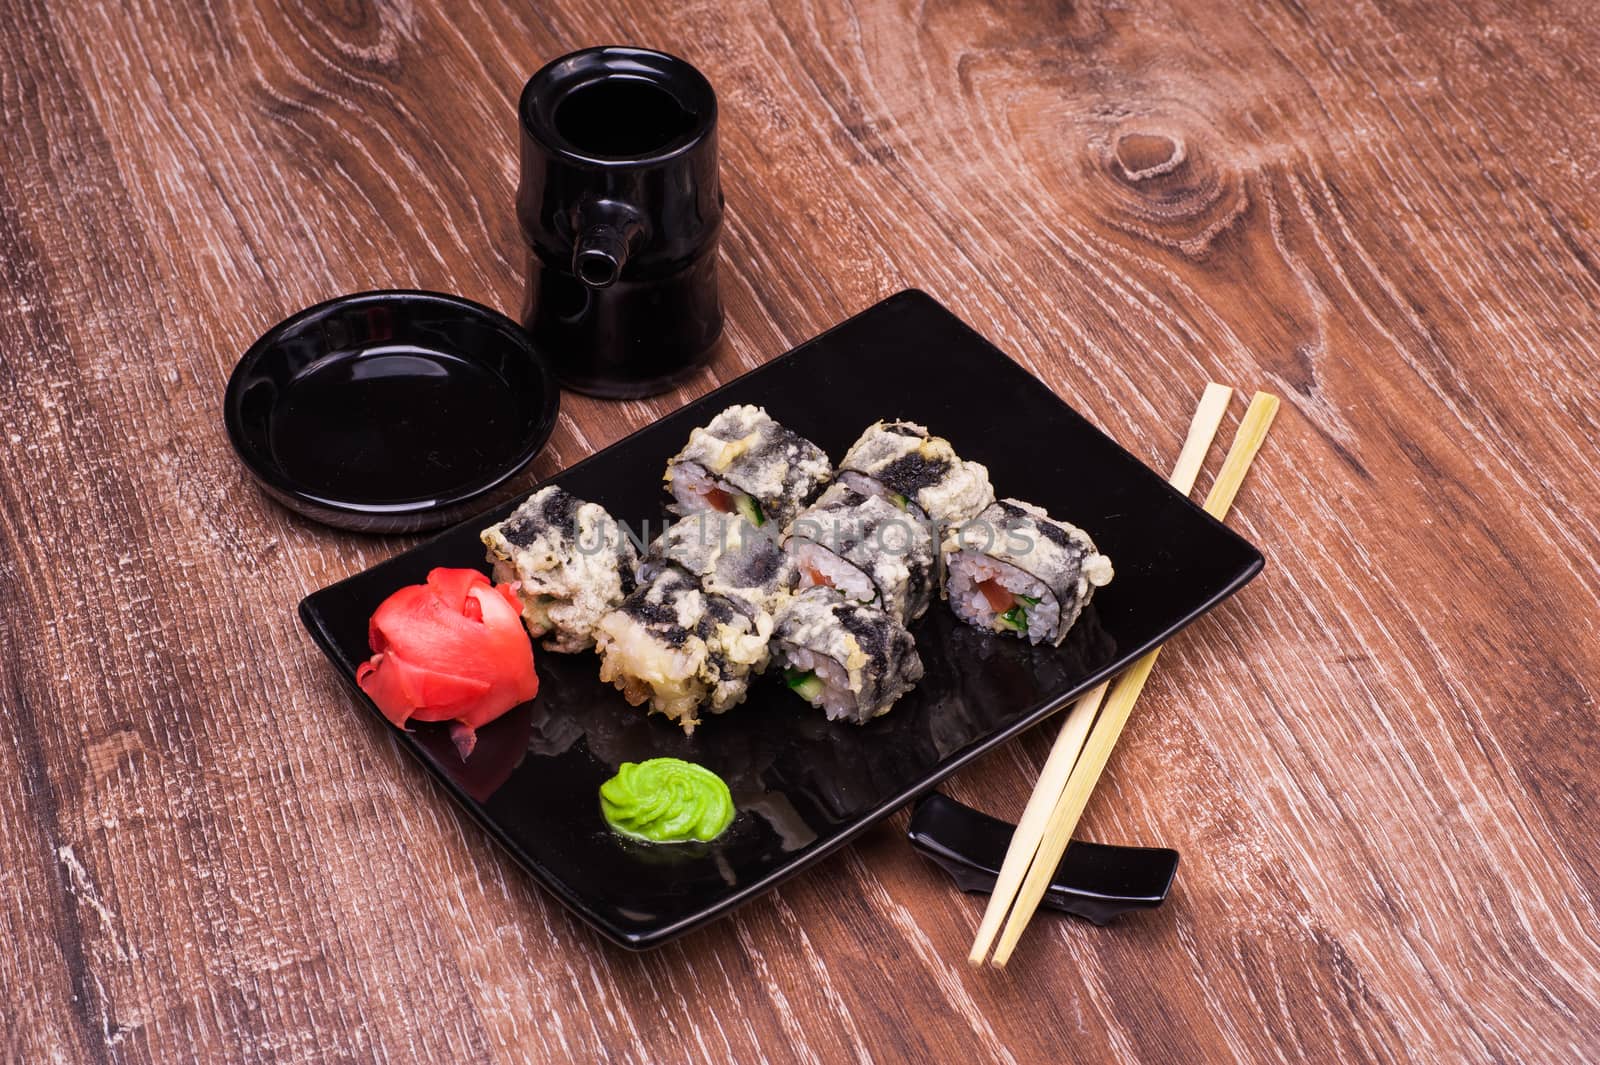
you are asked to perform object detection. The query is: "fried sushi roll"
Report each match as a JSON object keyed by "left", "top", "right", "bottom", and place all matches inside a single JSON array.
[
  {"left": 640, "top": 510, "right": 794, "bottom": 619},
  {"left": 838, "top": 420, "right": 994, "bottom": 525},
  {"left": 664, "top": 404, "right": 832, "bottom": 528},
  {"left": 785, "top": 482, "right": 935, "bottom": 624},
  {"left": 481, "top": 486, "right": 638, "bottom": 653},
  {"left": 943, "top": 498, "right": 1113, "bottom": 646},
  {"left": 771, "top": 586, "right": 924, "bottom": 725},
  {"left": 594, "top": 565, "right": 772, "bottom": 734}
]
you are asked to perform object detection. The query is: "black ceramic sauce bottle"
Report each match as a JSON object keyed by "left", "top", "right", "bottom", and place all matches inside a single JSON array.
[{"left": 517, "top": 47, "right": 723, "bottom": 398}]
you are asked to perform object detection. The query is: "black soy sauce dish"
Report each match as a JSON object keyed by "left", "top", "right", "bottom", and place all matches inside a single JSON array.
[
  {"left": 907, "top": 792, "right": 1179, "bottom": 925},
  {"left": 224, "top": 290, "right": 560, "bottom": 534},
  {"left": 517, "top": 46, "right": 724, "bottom": 398}
]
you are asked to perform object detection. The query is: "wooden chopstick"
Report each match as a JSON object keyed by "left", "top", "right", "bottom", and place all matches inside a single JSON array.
[
  {"left": 966, "top": 383, "right": 1234, "bottom": 967},
  {"left": 988, "top": 390, "right": 1280, "bottom": 967}
]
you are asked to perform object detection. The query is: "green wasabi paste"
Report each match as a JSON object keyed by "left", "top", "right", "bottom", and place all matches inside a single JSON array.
[{"left": 600, "top": 758, "right": 735, "bottom": 843}]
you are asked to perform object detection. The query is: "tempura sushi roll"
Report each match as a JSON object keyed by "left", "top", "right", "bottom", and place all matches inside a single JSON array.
[
  {"left": 943, "top": 498, "right": 1113, "bottom": 646},
  {"left": 481, "top": 486, "right": 638, "bottom": 653},
  {"left": 640, "top": 510, "right": 794, "bottom": 619},
  {"left": 838, "top": 420, "right": 994, "bottom": 525},
  {"left": 664, "top": 404, "right": 832, "bottom": 528},
  {"left": 785, "top": 482, "right": 935, "bottom": 624},
  {"left": 594, "top": 565, "right": 771, "bottom": 734},
  {"left": 771, "top": 587, "right": 923, "bottom": 724}
]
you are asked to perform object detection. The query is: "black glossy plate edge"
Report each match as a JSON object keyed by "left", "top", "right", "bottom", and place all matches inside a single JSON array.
[{"left": 298, "top": 288, "right": 1264, "bottom": 949}]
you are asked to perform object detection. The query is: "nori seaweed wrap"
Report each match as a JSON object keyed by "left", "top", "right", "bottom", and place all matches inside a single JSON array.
[
  {"left": 640, "top": 510, "right": 794, "bottom": 620},
  {"left": 594, "top": 565, "right": 772, "bottom": 734}
]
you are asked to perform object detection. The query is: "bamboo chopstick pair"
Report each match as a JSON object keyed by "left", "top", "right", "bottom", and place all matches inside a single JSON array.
[{"left": 968, "top": 384, "right": 1280, "bottom": 968}]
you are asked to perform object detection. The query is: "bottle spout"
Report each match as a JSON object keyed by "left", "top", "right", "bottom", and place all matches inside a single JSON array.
[
  {"left": 573, "top": 222, "right": 631, "bottom": 289},
  {"left": 572, "top": 201, "right": 645, "bottom": 290}
]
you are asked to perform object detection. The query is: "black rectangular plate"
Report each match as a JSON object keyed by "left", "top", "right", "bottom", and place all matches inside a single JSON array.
[{"left": 299, "top": 289, "right": 1263, "bottom": 949}]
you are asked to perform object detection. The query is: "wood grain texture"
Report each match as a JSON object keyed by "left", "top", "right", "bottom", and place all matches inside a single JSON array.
[{"left": 3, "top": 0, "right": 1598, "bottom": 1061}]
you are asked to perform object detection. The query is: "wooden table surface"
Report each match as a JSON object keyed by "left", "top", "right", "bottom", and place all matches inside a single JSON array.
[{"left": 5, "top": 0, "right": 1598, "bottom": 1061}]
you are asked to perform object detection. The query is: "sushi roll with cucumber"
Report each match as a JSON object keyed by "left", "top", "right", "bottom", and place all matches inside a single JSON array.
[
  {"left": 664, "top": 404, "right": 832, "bottom": 528},
  {"left": 771, "top": 586, "right": 924, "bottom": 724},
  {"left": 784, "top": 482, "right": 935, "bottom": 624},
  {"left": 481, "top": 485, "right": 638, "bottom": 653},
  {"left": 640, "top": 510, "right": 794, "bottom": 620},
  {"left": 838, "top": 420, "right": 994, "bottom": 525},
  {"left": 594, "top": 565, "right": 772, "bottom": 734},
  {"left": 943, "top": 498, "right": 1113, "bottom": 646}
]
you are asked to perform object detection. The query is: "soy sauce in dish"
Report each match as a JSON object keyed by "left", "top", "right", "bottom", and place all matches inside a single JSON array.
[{"left": 269, "top": 346, "right": 521, "bottom": 503}]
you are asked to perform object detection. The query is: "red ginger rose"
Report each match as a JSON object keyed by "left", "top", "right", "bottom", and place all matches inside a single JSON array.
[{"left": 356, "top": 568, "right": 538, "bottom": 759}]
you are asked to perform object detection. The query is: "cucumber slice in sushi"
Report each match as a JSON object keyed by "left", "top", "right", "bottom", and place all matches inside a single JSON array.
[
  {"left": 784, "top": 669, "right": 825, "bottom": 702},
  {"left": 734, "top": 494, "right": 765, "bottom": 527}
]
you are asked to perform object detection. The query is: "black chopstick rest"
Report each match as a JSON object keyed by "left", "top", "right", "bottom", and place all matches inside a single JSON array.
[{"left": 907, "top": 792, "right": 1179, "bottom": 925}]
